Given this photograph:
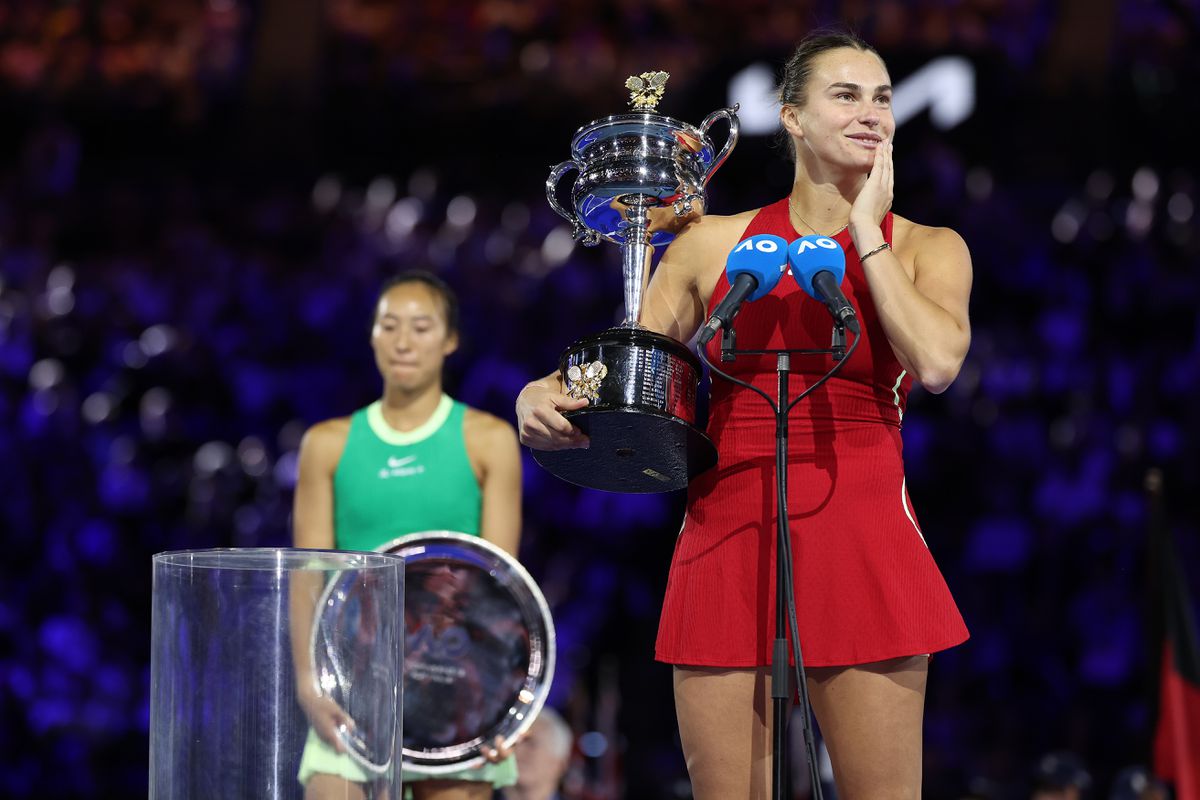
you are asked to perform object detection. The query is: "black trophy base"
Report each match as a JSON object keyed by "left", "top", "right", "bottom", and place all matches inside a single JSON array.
[{"left": 532, "top": 407, "right": 717, "bottom": 493}]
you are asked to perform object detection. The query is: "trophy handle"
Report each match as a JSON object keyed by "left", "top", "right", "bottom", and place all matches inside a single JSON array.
[
  {"left": 698, "top": 104, "right": 741, "bottom": 186},
  {"left": 546, "top": 160, "right": 601, "bottom": 246}
]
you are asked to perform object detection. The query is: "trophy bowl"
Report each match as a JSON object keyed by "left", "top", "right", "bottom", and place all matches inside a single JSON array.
[
  {"left": 548, "top": 109, "right": 737, "bottom": 248},
  {"left": 538, "top": 73, "right": 737, "bottom": 494},
  {"left": 531, "top": 327, "right": 717, "bottom": 493}
]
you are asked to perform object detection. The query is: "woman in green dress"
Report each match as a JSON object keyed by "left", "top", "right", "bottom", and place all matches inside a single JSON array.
[{"left": 292, "top": 271, "right": 523, "bottom": 800}]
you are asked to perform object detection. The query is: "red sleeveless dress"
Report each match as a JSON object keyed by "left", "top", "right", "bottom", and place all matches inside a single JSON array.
[{"left": 654, "top": 199, "right": 969, "bottom": 668}]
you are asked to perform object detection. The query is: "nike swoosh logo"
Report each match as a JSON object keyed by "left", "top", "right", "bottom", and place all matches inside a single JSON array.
[{"left": 387, "top": 455, "right": 418, "bottom": 468}]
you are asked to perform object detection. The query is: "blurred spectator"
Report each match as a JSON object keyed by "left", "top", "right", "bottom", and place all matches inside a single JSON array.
[
  {"left": 1108, "top": 766, "right": 1169, "bottom": 800},
  {"left": 1033, "top": 751, "right": 1093, "bottom": 800},
  {"left": 960, "top": 776, "right": 1002, "bottom": 800},
  {"left": 503, "top": 706, "right": 572, "bottom": 800}
]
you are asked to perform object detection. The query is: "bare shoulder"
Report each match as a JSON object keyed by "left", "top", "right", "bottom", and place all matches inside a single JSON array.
[
  {"left": 300, "top": 417, "right": 352, "bottom": 467},
  {"left": 667, "top": 210, "right": 758, "bottom": 257},
  {"left": 890, "top": 218, "right": 973, "bottom": 335},
  {"left": 891, "top": 214, "right": 969, "bottom": 257},
  {"left": 463, "top": 407, "right": 519, "bottom": 451},
  {"left": 691, "top": 209, "right": 760, "bottom": 238},
  {"left": 657, "top": 209, "right": 760, "bottom": 288},
  {"left": 639, "top": 211, "right": 758, "bottom": 338}
]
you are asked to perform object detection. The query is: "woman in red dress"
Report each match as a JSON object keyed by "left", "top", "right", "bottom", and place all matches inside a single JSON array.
[{"left": 517, "top": 31, "right": 972, "bottom": 799}]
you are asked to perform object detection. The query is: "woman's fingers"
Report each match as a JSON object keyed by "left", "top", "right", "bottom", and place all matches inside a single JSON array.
[
  {"left": 312, "top": 699, "right": 355, "bottom": 752},
  {"left": 480, "top": 735, "right": 512, "bottom": 762},
  {"left": 520, "top": 395, "right": 590, "bottom": 449},
  {"left": 538, "top": 395, "right": 587, "bottom": 432},
  {"left": 852, "top": 142, "right": 893, "bottom": 225},
  {"left": 887, "top": 140, "right": 895, "bottom": 197}
]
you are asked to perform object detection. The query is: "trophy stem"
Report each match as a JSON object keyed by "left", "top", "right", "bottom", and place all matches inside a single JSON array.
[{"left": 620, "top": 203, "right": 653, "bottom": 327}]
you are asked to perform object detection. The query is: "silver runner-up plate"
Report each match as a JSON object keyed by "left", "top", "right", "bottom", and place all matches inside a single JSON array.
[{"left": 379, "top": 532, "right": 556, "bottom": 774}]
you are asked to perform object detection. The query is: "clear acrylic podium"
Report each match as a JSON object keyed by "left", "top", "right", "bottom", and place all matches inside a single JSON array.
[{"left": 150, "top": 548, "right": 404, "bottom": 799}]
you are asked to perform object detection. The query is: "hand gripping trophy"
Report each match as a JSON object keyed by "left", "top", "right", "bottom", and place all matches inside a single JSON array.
[{"left": 539, "top": 72, "right": 739, "bottom": 493}]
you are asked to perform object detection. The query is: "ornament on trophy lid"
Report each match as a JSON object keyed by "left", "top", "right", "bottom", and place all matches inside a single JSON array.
[{"left": 625, "top": 71, "right": 670, "bottom": 110}]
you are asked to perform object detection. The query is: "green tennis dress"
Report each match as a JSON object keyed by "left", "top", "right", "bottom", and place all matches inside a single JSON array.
[{"left": 297, "top": 394, "right": 518, "bottom": 789}]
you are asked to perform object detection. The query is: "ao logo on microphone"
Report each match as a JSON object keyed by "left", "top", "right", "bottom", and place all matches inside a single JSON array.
[
  {"left": 787, "top": 235, "right": 839, "bottom": 275},
  {"left": 791, "top": 237, "right": 839, "bottom": 253},
  {"left": 733, "top": 237, "right": 782, "bottom": 254}
]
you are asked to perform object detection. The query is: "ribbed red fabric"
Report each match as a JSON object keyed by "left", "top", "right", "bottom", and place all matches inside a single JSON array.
[{"left": 655, "top": 199, "right": 969, "bottom": 668}]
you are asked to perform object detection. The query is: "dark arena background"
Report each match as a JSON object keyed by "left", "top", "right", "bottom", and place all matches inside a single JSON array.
[{"left": 2, "top": 1, "right": 1199, "bottom": 798}]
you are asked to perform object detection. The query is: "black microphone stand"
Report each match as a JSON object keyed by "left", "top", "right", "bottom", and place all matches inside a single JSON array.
[{"left": 698, "top": 320, "right": 858, "bottom": 800}]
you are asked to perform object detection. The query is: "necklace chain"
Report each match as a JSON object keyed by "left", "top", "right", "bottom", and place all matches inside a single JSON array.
[{"left": 788, "top": 196, "right": 848, "bottom": 238}]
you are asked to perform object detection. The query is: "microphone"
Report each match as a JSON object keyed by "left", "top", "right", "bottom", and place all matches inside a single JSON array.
[
  {"left": 697, "top": 234, "right": 788, "bottom": 345},
  {"left": 787, "top": 235, "right": 860, "bottom": 334}
]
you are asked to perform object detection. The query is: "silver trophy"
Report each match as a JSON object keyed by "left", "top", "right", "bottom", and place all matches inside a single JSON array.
[{"left": 538, "top": 72, "right": 739, "bottom": 492}]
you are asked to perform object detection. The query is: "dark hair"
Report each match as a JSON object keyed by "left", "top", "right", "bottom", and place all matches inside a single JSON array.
[
  {"left": 374, "top": 270, "right": 460, "bottom": 335},
  {"left": 778, "top": 30, "right": 882, "bottom": 160}
]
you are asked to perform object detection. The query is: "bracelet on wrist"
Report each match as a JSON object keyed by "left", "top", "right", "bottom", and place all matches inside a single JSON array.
[{"left": 859, "top": 241, "right": 891, "bottom": 263}]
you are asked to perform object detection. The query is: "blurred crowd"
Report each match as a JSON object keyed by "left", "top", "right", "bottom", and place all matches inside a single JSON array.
[
  {"left": 1, "top": 1, "right": 1198, "bottom": 798},
  {"left": 1, "top": 0, "right": 1194, "bottom": 115}
]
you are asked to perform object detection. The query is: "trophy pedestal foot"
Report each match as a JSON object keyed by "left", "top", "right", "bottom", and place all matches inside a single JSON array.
[{"left": 531, "top": 408, "right": 716, "bottom": 493}]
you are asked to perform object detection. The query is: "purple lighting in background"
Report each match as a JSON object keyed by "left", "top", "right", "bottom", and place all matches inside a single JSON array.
[
  {"left": 38, "top": 616, "right": 97, "bottom": 675},
  {"left": 964, "top": 517, "right": 1032, "bottom": 574}
]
